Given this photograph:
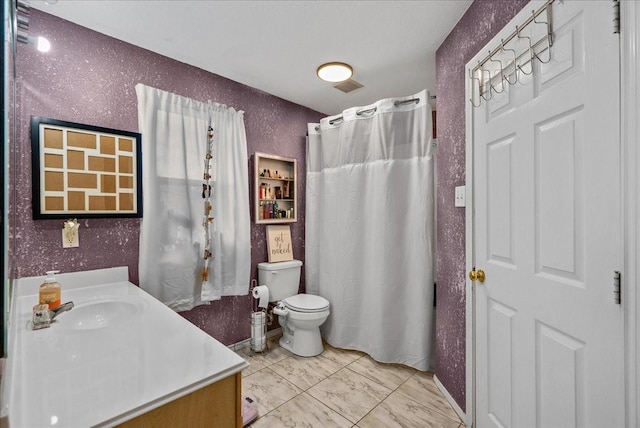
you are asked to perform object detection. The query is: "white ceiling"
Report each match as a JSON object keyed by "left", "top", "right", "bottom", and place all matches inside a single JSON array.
[{"left": 29, "top": 0, "right": 472, "bottom": 116}]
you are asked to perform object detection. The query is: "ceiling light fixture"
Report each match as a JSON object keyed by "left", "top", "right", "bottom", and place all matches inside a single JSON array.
[{"left": 317, "top": 62, "right": 353, "bottom": 83}]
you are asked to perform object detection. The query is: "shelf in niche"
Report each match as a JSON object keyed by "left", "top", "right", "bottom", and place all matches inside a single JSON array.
[{"left": 259, "top": 177, "right": 294, "bottom": 182}]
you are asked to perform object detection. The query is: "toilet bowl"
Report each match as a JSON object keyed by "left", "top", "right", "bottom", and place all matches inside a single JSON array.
[
  {"left": 257, "top": 260, "right": 330, "bottom": 357},
  {"left": 273, "top": 294, "right": 330, "bottom": 357}
]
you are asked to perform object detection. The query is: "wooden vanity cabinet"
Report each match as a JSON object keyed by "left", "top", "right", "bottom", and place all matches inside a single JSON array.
[{"left": 118, "top": 373, "right": 242, "bottom": 428}]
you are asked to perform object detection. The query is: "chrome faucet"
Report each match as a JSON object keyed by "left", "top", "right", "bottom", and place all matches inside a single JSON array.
[{"left": 50, "top": 301, "right": 74, "bottom": 321}]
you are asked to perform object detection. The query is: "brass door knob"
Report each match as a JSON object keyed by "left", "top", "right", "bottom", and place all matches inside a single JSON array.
[{"left": 469, "top": 269, "right": 486, "bottom": 283}]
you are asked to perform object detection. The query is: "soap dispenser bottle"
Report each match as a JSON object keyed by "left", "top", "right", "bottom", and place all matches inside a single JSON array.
[{"left": 39, "top": 270, "right": 61, "bottom": 310}]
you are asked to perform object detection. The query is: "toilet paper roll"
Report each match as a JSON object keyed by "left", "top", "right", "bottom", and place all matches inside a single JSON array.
[
  {"left": 251, "top": 311, "right": 266, "bottom": 352},
  {"left": 252, "top": 285, "right": 269, "bottom": 309}
]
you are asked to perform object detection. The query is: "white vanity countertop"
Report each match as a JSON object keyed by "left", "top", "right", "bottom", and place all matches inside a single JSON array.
[{"left": 3, "top": 268, "right": 248, "bottom": 427}]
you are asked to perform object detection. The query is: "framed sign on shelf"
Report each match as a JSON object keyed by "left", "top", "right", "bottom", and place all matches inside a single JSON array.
[{"left": 266, "top": 225, "right": 293, "bottom": 262}]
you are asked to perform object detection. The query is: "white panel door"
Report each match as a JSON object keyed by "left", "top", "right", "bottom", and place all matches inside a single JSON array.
[{"left": 471, "top": 1, "right": 624, "bottom": 427}]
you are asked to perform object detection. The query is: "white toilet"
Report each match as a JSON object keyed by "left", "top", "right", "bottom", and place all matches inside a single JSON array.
[{"left": 258, "top": 260, "right": 330, "bottom": 357}]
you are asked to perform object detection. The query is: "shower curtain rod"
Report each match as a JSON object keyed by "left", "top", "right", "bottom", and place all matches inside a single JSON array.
[{"left": 315, "top": 95, "right": 435, "bottom": 130}]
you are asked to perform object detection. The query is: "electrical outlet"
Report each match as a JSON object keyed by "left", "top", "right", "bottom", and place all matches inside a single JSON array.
[
  {"left": 455, "top": 185, "right": 466, "bottom": 207},
  {"left": 62, "top": 229, "right": 79, "bottom": 248}
]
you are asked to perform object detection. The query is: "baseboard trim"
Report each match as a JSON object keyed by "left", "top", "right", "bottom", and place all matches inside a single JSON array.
[
  {"left": 434, "top": 374, "right": 466, "bottom": 423},
  {"left": 228, "top": 328, "right": 282, "bottom": 351}
]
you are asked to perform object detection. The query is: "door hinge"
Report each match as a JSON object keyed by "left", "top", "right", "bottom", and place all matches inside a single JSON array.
[
  {"left": 614, "top": 271, "right": 621, "bottom": 304},
  {"left": 613, "top": 0, "right": 620, "bottom": 34}
]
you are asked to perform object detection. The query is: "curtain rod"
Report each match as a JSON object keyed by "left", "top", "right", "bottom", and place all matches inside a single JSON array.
[{"left": 314, "top": 95, "right": 436, "bottom": 131}]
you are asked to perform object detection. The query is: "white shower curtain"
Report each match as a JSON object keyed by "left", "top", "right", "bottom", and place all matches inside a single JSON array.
[
  {"left": 136, "top": 84, "right": 250, "bottom": 311},
  {"left": 306, "top": 90, "right": 434, "bottom": 370}
]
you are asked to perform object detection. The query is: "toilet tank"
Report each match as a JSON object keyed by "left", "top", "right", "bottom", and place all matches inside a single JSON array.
[{"left": 257, "top": 260, "right": 302, "bottom": 302}]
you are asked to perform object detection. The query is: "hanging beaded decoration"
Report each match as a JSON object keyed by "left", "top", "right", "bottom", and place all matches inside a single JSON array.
[{"left": 201, "top": 125, "right": 215, "bottom": 286}]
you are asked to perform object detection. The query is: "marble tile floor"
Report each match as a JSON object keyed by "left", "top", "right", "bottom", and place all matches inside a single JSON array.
[{"left": 237, "top": 337, "right": 465, "bottom": 428}]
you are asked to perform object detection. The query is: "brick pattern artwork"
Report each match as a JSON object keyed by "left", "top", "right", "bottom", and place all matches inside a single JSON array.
[{"left": 38, "top": 124, "right": 138, "bottom": 215}]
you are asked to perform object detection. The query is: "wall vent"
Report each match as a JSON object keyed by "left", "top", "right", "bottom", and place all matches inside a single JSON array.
[{"left": 333, "top": 79, "right": 363, "bottom": 93}]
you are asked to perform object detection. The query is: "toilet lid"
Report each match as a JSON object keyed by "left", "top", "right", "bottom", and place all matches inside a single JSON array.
[{"left": 283, "top": 294, "right": 330, "bottom": 313}]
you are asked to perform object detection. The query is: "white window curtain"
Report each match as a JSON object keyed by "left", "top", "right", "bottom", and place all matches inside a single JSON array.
[
  {"left": 136, "top": 84, "right": 250, "bottom": 311},
  {"left": 306, "top": 89, "right": 434, "bottom": 371}
]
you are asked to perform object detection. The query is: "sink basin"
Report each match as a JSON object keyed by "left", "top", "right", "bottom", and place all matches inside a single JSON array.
[{"left": 57, "top": 296, "right": 148, "bottom": 330}]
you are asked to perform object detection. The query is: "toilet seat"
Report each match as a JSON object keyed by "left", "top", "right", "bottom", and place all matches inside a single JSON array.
[{"left": 282, "top": 294, "right": 329, "bottom": 313}]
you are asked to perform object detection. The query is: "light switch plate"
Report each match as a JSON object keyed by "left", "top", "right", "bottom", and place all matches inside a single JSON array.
[{"left": 455, "top": 185, "right": 466, "bottom": 207}]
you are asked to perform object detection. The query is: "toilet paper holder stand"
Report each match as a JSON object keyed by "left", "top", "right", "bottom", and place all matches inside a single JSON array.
[
  {"left": 250, "top": 309, "right": 268, "bottom": 353},
  {"left": 249, "top": 280, "right": 273, "bottom": 354}
]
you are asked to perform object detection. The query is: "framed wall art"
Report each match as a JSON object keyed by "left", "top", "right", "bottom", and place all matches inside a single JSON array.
[
  {"left": 31, "top": 116, "right": 143, "bottom": 219},
  {"left": 266, "top": 225, "right": 293, "bottom": 262}
]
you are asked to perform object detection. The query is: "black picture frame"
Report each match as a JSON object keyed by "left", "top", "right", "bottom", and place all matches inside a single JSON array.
[{"left": 31, "top": 116, "right": 143, "bottom": 219}]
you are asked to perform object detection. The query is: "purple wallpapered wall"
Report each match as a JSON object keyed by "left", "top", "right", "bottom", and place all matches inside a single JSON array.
[
  {"left": 13, "top": 10, "right": 322, "bottom": 345},
  {"left": 435, "top": 0, "right": 528, "bottom": 411}
]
